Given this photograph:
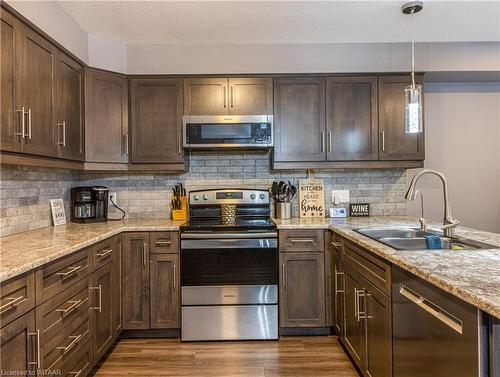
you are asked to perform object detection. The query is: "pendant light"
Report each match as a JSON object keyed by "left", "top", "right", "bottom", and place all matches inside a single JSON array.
[{"left": 402, "top": 1, "right": 424, "bottom": 134}]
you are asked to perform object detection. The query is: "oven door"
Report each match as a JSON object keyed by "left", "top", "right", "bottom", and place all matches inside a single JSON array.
[
  {"left": 183, "top": 115, "right": 273, "bottom": 148},
  {"left": 180, "top": 233, "right": 278, "bottom": 287}
]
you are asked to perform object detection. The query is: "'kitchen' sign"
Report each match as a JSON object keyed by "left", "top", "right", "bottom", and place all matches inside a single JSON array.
[{"left": 299, "top": 178, "right": 325, "bottom": 218}]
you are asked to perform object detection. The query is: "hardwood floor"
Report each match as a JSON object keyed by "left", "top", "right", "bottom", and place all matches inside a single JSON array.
[{"left": 91, "top": 336, "right": 359, "bottom": 377}]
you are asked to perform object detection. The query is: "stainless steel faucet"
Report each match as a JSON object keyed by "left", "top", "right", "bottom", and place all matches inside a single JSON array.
[
  {"left": 414, "top": 189, "right": 427, "bottom": 231},
  {"left": 405, "top": 169, "right": 460, "bottom": 237}
]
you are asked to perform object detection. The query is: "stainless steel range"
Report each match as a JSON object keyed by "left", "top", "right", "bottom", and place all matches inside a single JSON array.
[{"left": 179, "top": 188, "right": 278, "bottom": 341}]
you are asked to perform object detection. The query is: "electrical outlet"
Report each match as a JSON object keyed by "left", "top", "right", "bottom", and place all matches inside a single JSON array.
[
  {"left": 108, "top": 192, "right": 117, "bottom": 207},
  {"left": 332, "top": 190, "right": 350, "bottom": 204}
]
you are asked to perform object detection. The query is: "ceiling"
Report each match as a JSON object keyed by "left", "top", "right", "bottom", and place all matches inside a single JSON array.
[{"left": 56, "top": 1, "right": 500, "bottom": 45}]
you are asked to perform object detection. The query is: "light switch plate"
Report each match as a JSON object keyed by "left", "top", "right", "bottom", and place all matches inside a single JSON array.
[{"left": 332, "top": 190, "right": 350, "bottom": 204}]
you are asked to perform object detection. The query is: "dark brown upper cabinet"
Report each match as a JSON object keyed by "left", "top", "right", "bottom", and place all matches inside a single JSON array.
[
  {"left": 0, "top": 9, "right": 21, "bottom": 153},
  {"left": 274, "top": 77, "right": 326, "bottom": 162},
  {"left": 378, "top": 75, "right": 425, "bottom": 161},
  {"left": 184, "top": 77, "right": 273, "bottom": 115},
  {"left": 326, "top": 76, "right": 378, "bottom": 161},
  {"left": 85, "top": 69, "right": 129, "bottom": 164},
  {"left": 18, "top": 23, "right": 57, "bottom": 158},
  {"left": 130, "top": 78, "right": 184, "bottom": 164},
  {"left": 56, "top": 53, "right": 84, "bottom": 161}
]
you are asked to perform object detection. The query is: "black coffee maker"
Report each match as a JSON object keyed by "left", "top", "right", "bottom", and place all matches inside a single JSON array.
[{"left": 71, "top": 186, "right": 108, "bottom": 223}]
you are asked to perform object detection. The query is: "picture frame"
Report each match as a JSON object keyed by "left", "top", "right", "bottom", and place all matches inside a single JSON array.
[{"left": 50, "top": 199, "right": 67, "bottom": 226}]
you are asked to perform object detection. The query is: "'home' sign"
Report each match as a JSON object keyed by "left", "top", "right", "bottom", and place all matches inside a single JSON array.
[
  {"left": 299, "top": 178, "right": 325, "bottom": 218},
  {"left": 349, "top": 203, "right": 370, "bottom": 217}
]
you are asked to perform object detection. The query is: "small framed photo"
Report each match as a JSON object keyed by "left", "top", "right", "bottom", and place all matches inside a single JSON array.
[{"left": 50, "top": 199, "right": 67, "bottom": 226}]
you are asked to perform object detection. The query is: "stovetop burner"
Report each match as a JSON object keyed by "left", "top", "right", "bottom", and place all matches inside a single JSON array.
[{"left": 180, "top": 217, "right": 276, "bottom": 233}]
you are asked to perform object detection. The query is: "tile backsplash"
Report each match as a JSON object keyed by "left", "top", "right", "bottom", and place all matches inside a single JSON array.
[{"left": 1, "top": 151, "right": 407, "bottom": 236}]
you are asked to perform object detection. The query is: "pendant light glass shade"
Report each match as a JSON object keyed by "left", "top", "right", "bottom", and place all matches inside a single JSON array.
[{"left": 404, "top": 84, "right": 423, "bottom": 134}]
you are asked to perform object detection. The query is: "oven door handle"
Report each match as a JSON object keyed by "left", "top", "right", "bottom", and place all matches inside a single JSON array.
[
  {"left": 181, "top": 232, "right": 277, "bottom": 239},
  {"left": 181, "top": 238, "right": 277, "bottom": 249}
]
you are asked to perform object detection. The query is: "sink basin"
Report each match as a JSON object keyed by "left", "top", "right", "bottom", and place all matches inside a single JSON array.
[
  {"left": 354, "top": 227, "right": 496, "bottom": 251},
  {"left": 356, "top": 227, "right": 428, "bottom": 239}
]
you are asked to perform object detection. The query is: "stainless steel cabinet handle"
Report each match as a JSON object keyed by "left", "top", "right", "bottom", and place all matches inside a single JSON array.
[
  {"left": 27, "top": 108, "right": 32, "bottom": 139},
  {"left": 330, "top": 241, "right": 342, "bottom": 249},
  {"left": 399, "top": 284, "right": 463, "bottom": 334},
  {"left": 334, "top": 267, "right": 345, "bottom": 294},
  {"left": 357, "top": 290, "right": 367, "bottom": 321},
  {"left": 178, "top": 132, "right": 182, "bottom": 155},
  {"left": 69, "top": 369, "right": 83, "bottom": 377},
  {"left": 56, "top": 298, "right": 86, "bottom": 317},
  {"left": 56, "top": 265, "right": 82, "bottom": 280},
  {"left": 173, "top": 264, "right": 177, "bottom": 289},
  {"left": 57, "top": 121, "right": 66, "bottom": 146},
  {"left": 57, "top": 333, "right": 82, "bottom": 355},
  {"left": 381, "top": 131, "right": 385, "bottom": 152},
  {"left": 354, "top": 288, "right": 359, "bottom": 320},
  {"left": 143, "top": 243, "right": 148, "bottom": 267},
  {"left": 155, "top": 240, "right": 171, "bottom": 247},
  {"left": 90, "top": 286, "right": 102, "bottom": 312},
  {"left": 14, "top": 107, "right": 26, "bottom": 137},
  {"left": 282, "top": 263, "right": 286, "bottom": 289},
  {"left": 230, "top": 86, "right": 234, "bottom": 108},
  {"left": 223, "top": 86, "right": 227, "bottom": 108},
  {"left": 124, "top": 134, "right": 129, "bottom": 155},
  {"left": 28, "top": 329, "right": 41, "bottom": 368},
  {"left": 328, "top": 132, "right": 332, "bottom": 152},
  {"left": 96, "top": 249, "right": 112, "bottom": 259},
  {"left": 290, "top": 239, "right": 314, "bottom": 244},
  {"left": 321, "top": 132, "right": 325, "bottom": 152},
  {"left": 0, "top": 296, "right": 27, "bottom": 314}
]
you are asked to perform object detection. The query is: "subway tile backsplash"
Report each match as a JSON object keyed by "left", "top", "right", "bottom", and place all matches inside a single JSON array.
[{"left": 1, "top": 151, "right": 407, "bottom": 236}]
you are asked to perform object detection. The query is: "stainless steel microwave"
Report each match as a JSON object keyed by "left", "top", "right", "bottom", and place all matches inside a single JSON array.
[{"left": 182, "top": 115, "right": 273, "bottom": 149}]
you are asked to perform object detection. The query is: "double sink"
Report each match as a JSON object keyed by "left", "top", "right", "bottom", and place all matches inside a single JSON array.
[{"left": 355, "top": 227, "right": 495, "bottom": 251}]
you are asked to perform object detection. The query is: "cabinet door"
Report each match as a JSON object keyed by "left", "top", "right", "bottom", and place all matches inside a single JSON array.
[
  {"left": 228, "top": 77, "right": 273, "bottom": 114},
  {"left": 150, "top": 254, "right": 179, "bottom": 329},
  {"left": 56, "top": 52, "right": 84, "bottom": 161},
  {"left": 343, "top": 268, "right": 365, "bottom": 370},
  {"left": 91, "top": 263, "right": 113, "bottom": 363},
  {"left": 274, "top": 77, "right": 326, "bottom": 162},
  {"left": 0, "top": 9, "right": 22, "bottom": 153},
  {"left": 122, "top": 233, "right": 150, "bottom": 329},
  {"left": 334, "top": 256, "right": 345, "bottom": 338},
  {"left": 378, "top": 75, "right": 425, "bottom": 160},
  {"left": 85, "top": 69, "right": 128, "bottom": 163},
  {"left": 0, "top": 310, "right": 37, "bottom": 375},
  {"left": 279, "top": 252, "right": 325, "bottom": 327},
  {"left": 130, "top": 79, "right": 184, "bottom": 163},
  {"left": 364, "top": 282, "right": 392, "bottom": 377},
  {"left": 184, "top": 78, "right": 228, "bottom": 115},
  {"left": 112, "top": 235, "right": 123, "bottom": 338},
  {"left": 18, "top": 23, "right": 57, "bottom": 157},
  {"left": 325, "top": 234, "right": 334, "bottom": 327},
  {"left": 326, "top": 76, "right": 378, "bottom": 161}
]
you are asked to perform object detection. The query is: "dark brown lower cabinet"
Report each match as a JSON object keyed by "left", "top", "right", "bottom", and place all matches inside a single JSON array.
[
  {"left": 150, "top": 254, "right": 179, "bottom": 329},
  {"left": 122, "top": 233, "right": 150, "bottom": 329},
  {"left": 91, "top": 262, "right": 113, "bottom": 363},
  {"left": 279, "top": 252, "right": 326, "bottom": 327},
  {"left": 0, "top": 310, "right": 37, "bottom": 375},
  {"left": 112, "top": 235, "right": 123, "bottom": 338}
]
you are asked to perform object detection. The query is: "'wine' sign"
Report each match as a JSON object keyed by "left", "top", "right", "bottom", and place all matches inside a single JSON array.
[{"left": 299, "top": 179, "right": 325, "bottom": 218}]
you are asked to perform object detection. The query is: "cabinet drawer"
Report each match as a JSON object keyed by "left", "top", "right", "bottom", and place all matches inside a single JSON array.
[
  {"left": 36, "top": 277, "right": 90, "bottom": 345},
  {"left": 60, "top": 338, "right": 92, "bottom": 377},
  {"left": 36, "top": 248, "right": 91, "bottom": 305},
  {"left": 41, "top": 313, "right": 91, "bottom": 371},
  {"left": 279, "top": 230, "right": 325, "bottom": 252},
  {"left": 150, "top": 232, "right": 178, "bottom": 254},
  {"left": 0, "top": 271, "right": 35, "bottom": 327},
  {"left": 92, "top": 237, "right": 116, "bottom": 271},
  {"left": 342, "top": 239, "right": 391, "bottom": 295}
]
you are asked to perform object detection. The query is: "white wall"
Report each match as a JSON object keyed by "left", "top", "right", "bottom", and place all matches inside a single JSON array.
[
  {"left": 408, "top": 82, "right": 500, "bottom": 233},
  {"left": 88, "top": 34, "right": 127, "bottom": 74},
  {"left": 6, "top": 0, "right": 89, "bottom": 63}
]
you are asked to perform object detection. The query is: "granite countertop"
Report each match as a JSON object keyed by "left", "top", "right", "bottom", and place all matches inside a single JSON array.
[
  {"left": 275, "top": 216, "right": 500, "bottom": 318},
  {"left": 0, "top": 219, "right": 184, "bottom": 283},
  {"left": 1, "top": 216, "right": 499, "bottom": 318}
]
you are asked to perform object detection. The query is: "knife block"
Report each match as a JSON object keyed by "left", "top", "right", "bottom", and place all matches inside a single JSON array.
[{"left": 171, "top": 196, "right": 188, "bottom": 221}]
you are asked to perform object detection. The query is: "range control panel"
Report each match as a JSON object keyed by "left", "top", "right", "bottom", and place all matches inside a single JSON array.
[{"left": 189, "top": 189, "right": 269, "bottom": 205}]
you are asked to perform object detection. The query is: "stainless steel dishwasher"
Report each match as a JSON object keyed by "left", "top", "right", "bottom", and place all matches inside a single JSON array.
[{"left": 392, "top": 267, "right": 488, "bottom": 377}]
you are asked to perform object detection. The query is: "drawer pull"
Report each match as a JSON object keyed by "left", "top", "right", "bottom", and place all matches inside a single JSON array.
[
  {"left": 290, "top": 239, "right": 314, "bottom": 244},
  {"left": 57, "top": 333, "right": 82, "bottom": 355},
  {"left": 27, "top": 329, "right": 41, "bottom": 368},
  {"left": 56, "top": 299, "right": 86, "bottom": 318},
  {"left": 90, "top": 285, "right": 102, "bottom": 312},
  {"left": 155, "top": 240, "right": 171, "bottom": 247},
  {"left": 399, "top": 284, "right": 463, "bottom": 334},
  {"left": 56, "top": 265, "right": 82, "bottom": 280},
  {"left": 96, "top": 249, "right": 112, "bottom": 259},
  {"left": 330, "top": 241, "right": 342, "bottom": 249},
  {"left": 69, "top": 369, "right": 84, "bottom": 377},
  {"left": 0, "top": 295, "right": 27, "bottom": 314},
  {"left": 282, "top": 263, "right": 287, "bottom": 289},
  {"left": 334, "top": 267, "right": 345, "bottom": 294}
]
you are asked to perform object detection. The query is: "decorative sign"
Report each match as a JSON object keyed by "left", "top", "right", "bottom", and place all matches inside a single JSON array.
[
  {"left": 299, "top": 179, "right": 325, "bottom": 218},
  {"left": 349, "top": 203, "right": 370, "bottom": 217},
  {"left": 50, "top": 199, "right": 67, "bottom": 226}
]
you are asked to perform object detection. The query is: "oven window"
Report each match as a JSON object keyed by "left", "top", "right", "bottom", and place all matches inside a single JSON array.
[{"left": 181, "top": 248, "right": 277, "bottom": 286}]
